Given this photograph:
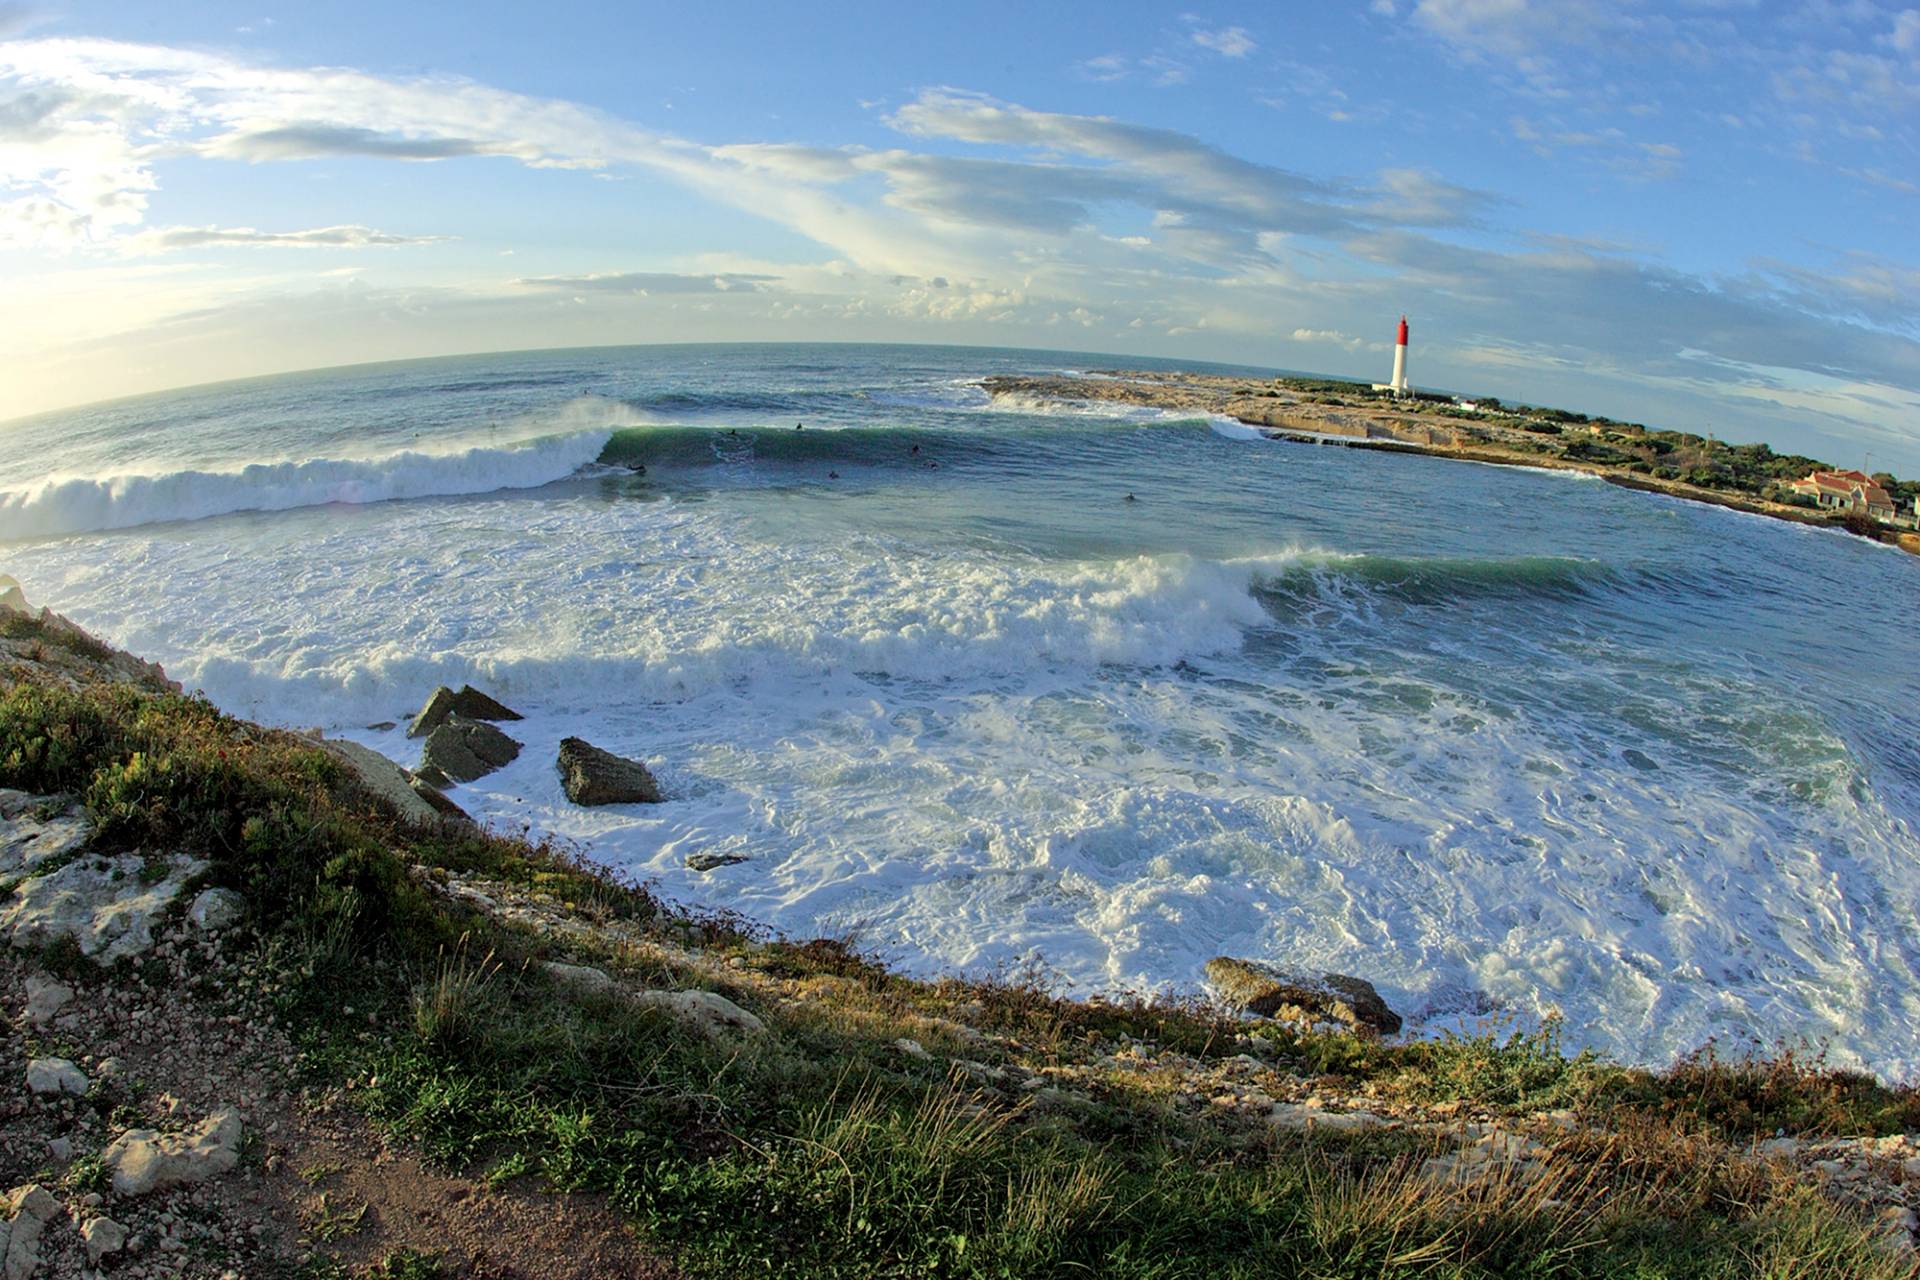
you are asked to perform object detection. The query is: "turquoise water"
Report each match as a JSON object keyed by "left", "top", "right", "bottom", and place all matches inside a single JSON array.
[{"left": 4, "top": 343, "right": 1917, "bottom": 1074}]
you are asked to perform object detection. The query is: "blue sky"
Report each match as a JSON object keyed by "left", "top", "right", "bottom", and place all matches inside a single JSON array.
[{"left": 2, "top": 0, "right": 1917, "bottom": 468}]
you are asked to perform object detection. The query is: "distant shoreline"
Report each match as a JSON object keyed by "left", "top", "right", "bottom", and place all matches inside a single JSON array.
[{"left": 983, "top": 371, "right": 1920, "bottom": 558}]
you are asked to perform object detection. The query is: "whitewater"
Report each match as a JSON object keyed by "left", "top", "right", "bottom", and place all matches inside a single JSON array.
[{"left": 4, "top": 343, "right": 1918, "bottom": 1077}]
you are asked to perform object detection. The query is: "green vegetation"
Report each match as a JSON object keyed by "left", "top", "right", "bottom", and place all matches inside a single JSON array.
[
  {"left": 1254, "top": 375, "right": 1914, "bottom": 526},
  {"left": 0, "top": 608, "right": 119, "bottom": 666},
  {"left": 4, "top": 670, "right": 1917, "bottom": 1277}
]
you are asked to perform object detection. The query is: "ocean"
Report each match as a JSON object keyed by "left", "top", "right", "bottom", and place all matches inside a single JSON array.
[{"left": 4, "top": 342, "right": 1917, "bottom": 1076}]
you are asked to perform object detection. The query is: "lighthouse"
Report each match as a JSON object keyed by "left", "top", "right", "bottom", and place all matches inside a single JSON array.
[{"left": 1390, "top": 314, "right": 1410, "bottom": 396}]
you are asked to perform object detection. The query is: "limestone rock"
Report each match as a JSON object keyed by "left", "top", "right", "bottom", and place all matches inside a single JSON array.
[
  {"left": 0, "top": 576, "right": 25, "bottom": 614},
  {"left": 25, "top": 1058, "right": 88, "bottom": 1097},
  {"left": 2, "top": 1184, "right": 59, "bottom": 1280},
  {"left": 686, "top": 852, "right": 748, "bottom": 872},
  {"left": 81, "top": 1215, "right": 127, "bottom": 1265},
  {"left": 543, "top": 961, "right": 616, "bottom": 995},
  {"left": 0, "top": 792, "right": 89, "bottom": 880},
  {"left": 2, "top": 854, "right": 205, "bottom": 962},
  {"left": 1205, "top": 957, "right": 1402, "bottom": 1036},
  {"left": 101, "top": 1108, "right": 243, "bottom": 1196},
  {"left": 419, "top": 715, "right": 521, "bottom": 786},
  {"left": 633, "top": 989, "right": 765, "bottom": 1039},
  {"left": 22, "top": 975, "right": 72, "bottom": 1027},
  {"left": 557, "top": 737, "right": 663, "bottom": 806},
  {"left": 1269, "top": 1102, "right": 1390, "bottom": 1133},
  {"left": 1420, "top": 1126, "right": 1551, "bottom": 1187},
  {"left": 892, "top": 1037, "right": 932, "bottom": 1061},
  {"left": 314, "top": 737, "right": 448, "bottom": 828},
  {"left": 408, "top": 685, "right": 521, "bottom": 739},
  {"left": 187, "top": 888, "right": 246, "bottom": 932}
]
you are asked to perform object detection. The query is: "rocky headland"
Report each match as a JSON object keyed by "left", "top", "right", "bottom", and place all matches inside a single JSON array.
[
  {"left": 983, "top": 372, "right": 1920, "bottom": 555},
  {"left": 3, "top": 588, "right": 1919, "bottom": 1278}
]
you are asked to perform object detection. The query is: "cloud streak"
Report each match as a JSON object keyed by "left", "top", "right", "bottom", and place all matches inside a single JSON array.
[{"left": 122, "top": 223, "right": 448, "bottom": 252}]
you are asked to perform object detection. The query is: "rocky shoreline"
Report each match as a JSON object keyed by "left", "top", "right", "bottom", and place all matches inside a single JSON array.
[
  {"left": 983, "top": 372, "right": 1920, "bottom": 555},
  {"left": 5, "top": 589, "right": 1920, "bottom": 1276}
]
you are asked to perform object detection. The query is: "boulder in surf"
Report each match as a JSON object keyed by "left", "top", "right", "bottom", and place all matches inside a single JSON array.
[
  {"left": 419, "top": 714, "right": 521, "bottom": 785},
  {"left": 407, "top": 684, "right": 523, "bottom": 739},
  {"left": 557, "top": 737, "right": 663, "bottom": 806},
  {"left": 1205, "top": 956, "right": 1402, "bottom": 1036}
]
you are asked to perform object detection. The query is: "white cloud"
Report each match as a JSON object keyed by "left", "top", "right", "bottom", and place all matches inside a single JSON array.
[
  {"left": 1888, "top": 9, "right": 1920, "bottom": 54},
  {"left": 121, "top": 223, "right": 448, "bottom": 253},
  {"left": 1191, "top": 26, "right": 1257, "bottom": 58},
  {"left": 515, "top": 270, "right": 778, "bottom": 294}
]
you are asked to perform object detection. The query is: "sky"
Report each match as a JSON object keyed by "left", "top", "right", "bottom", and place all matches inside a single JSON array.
[{"left": 2, "top": 0, "right": 1918, "bottom": 469}]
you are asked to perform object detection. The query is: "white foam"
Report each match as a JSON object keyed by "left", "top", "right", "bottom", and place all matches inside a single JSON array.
[
  {"left": 10, "top": 396, "right": 1920, "bottom": 1080},
  {"left": 0, "top": 430, "right": 614, "bottom": 540},
  {"left": 1207, "top": 416, "right": 1266, "bottom": 442}
]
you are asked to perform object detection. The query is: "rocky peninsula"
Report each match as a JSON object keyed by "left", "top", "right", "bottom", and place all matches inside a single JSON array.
[
  {"left": 985, "top": 371, "right": 1920, "bottom": 556},
  {"left": 4, "top": 589, "right": 1920, "bottom": 1277}
]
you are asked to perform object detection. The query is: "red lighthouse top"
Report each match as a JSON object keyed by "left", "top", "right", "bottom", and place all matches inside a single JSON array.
[{"left": 1396, "top": 315, "right": 1408, "bottom": 346}]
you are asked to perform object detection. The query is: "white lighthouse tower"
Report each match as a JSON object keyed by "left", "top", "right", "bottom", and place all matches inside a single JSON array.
[{"left": 1389, "top": 314, "right": 1409, "bottom": 396}]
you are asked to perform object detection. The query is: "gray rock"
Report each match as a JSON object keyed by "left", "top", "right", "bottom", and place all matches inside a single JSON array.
[
  {"left": 543, "top": 961, "right": 616, "bottom": 995},
  {"left": 0, "top": 792, "right": 89, "bottom": 880},
  {"left": 3, "top": 1184, "right": 59, "bottom": 1280},
  {"left": 419, "top": 715, "right": 521, "bottom": 785},
  {"left": 314, "top": 737, "right": 448, "bottom": 828},
  {"left": 686, "top": 852, "right": 748, "bottom": 872},
  {"left": 632, "top": 989, "right": 765, "bottom": 1039},
  {"left": 409, "top": 778, "right": 472, "bottom": 823},
  {"left": 81, "top": 1215, "right": 127, "bottom": 1265},
  {"left": 187, "top": 888, "right": 246, "bottom": 932},
  {"left": 2, "top": 854, "right": 205, "bottom": 962},
  {"left": 557, "top": 737, "right": 663, "bottom": 806},
  {"left": 406, "top": 687, "right": 459, "bottom": 739},
  {"left": 892, "top": 1037, "right": 932, "bottom": 1061},
  {"left": 1205, "top": 957, "right": 1402, "bottom": 1036},
  {"left": 0, "top": 575, "right": 25, "bottom": 614},
  {"left": 408, "top": 685, "right": 522, "bottom": 739},
  {"left": 44, "top": 1137, "right": 71, "bottom": 1163},
  {"left": 22, "top": 975, "right": 72, "bottom": 1027},
  {"left": 101, "top": 1108, "right": 243, "bottom": 1196},
  {"left": 25, "top": 1058, "right": 88, "bottom": 1097}
]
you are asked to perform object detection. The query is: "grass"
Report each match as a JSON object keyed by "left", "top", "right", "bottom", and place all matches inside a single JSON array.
[{"left": 5, "top": 669, "right": 1918, "bottom": 1277}]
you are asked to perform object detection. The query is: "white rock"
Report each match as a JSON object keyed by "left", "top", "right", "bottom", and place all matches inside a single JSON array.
[
  {"left": 0, "top": 795, "right": 88, "bottom": 880},
  {"left": 3, "top": 1184, "right": 59, "bottom": 1280},
  {"left": 186, "top": 888, "right": 246, "bottom": 932},
  {"left": 632, "top": 989, "right": 766, "bottom": 1039},
  {"left": 2, "top": 854, "right": 206, "bottom": 962},
  {"left": 1269, "top": 1102, "right": 1391, "bottom": 1133},
  {"left": 81, "top": 1215, "right": 127, "bottom": 1265},
  {"left": 892, "top": 1038, "right": 932, "bottom": 1061},
  {"left": 21, "top": 975, "right": 72, "bottom": 1027},
  {"left": 25, "top": 1057, "right": 88, "bottom": 1097},
  {"left": 101, "top": 1108, "right": 243, "bottom": 1196}
]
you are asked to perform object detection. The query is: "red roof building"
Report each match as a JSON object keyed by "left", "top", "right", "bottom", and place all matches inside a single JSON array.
[{"left": 1790, "top": 470, "right": 1896, "bottom": 520}]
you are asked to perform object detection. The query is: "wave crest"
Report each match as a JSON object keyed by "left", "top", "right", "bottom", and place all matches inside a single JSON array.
[{"left": 0, "top": 398, "right": 677, "bottom": 540}]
